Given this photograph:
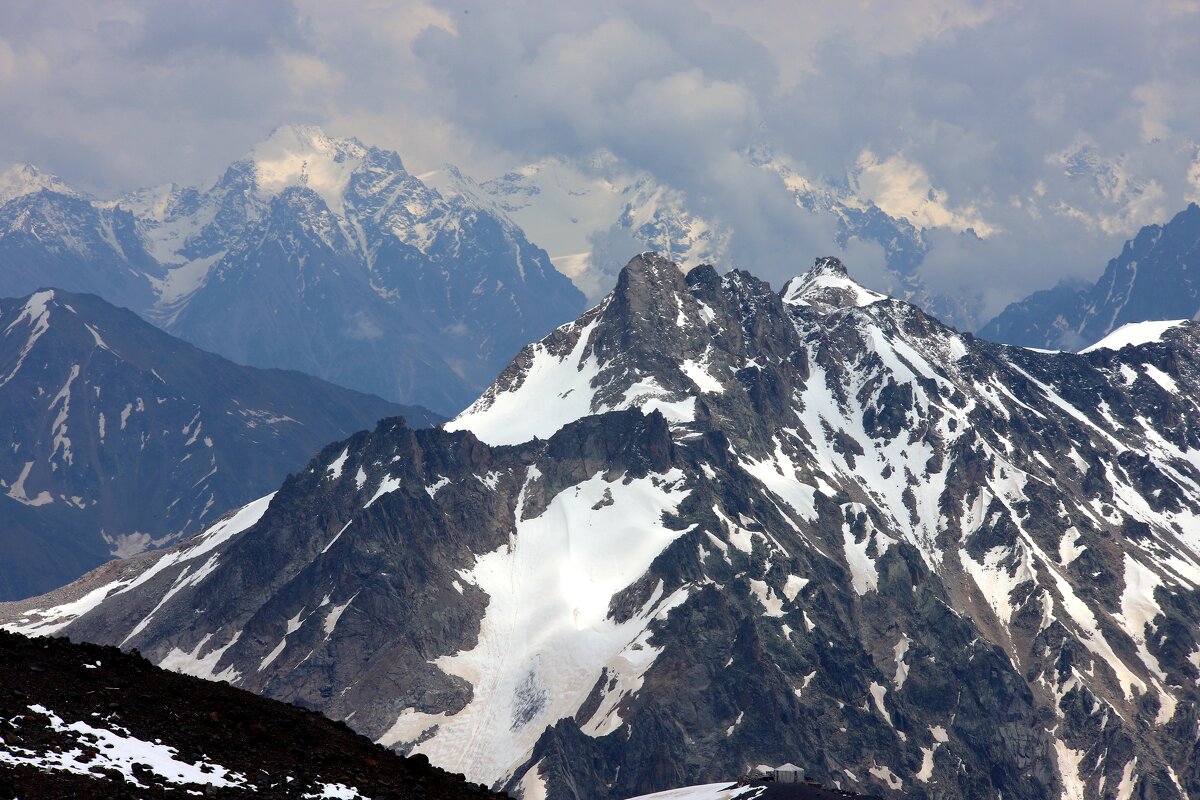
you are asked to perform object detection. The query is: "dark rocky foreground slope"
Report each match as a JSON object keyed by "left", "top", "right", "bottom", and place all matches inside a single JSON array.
[
  {"left": 0, "top": 287, "right": 438, "bottom": 600},
  {"left": 0, "top": 628, "right": 502, "bottom": 799},
  {"left": 4, "top": 255, "right": 1200, "bottom": 800},
  {"left": 980, "top": 202, "right": 1200, "bottom": 349}
]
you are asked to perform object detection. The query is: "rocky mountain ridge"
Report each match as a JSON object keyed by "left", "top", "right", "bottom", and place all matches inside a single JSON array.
[{"left": 4, "top": 254, "right": 1199, "bottom": 800}]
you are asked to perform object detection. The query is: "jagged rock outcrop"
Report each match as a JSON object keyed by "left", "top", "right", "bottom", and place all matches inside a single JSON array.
[{"left": 5, "top": 254, "right": 1200, "bottom": 800}]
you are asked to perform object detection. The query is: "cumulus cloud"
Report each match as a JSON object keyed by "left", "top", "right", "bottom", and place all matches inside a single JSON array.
[
  {"left": 852, "top": 150, "right": 996, "bottom": 237},
  {"left": 1, "top": 0, "right": 1200, "bottom": 323}
]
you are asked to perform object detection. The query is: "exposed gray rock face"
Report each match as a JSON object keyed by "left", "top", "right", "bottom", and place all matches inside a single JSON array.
[
  {"left": 5, "top": 254, "right": 1200, "bottom": 800},
  {"left": 980, "top": 203, "right": 1200, "bottom": 350},
  {"left": 0, "top": 288, "right": 435, "bottom": 600},
  {"left": 0, "top": 127, "right": 586, "bottom": 413}
]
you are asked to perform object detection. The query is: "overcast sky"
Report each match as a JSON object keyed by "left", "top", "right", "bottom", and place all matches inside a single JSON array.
[{"left": 3, "top": 0, "right": 1199, "bottom": 320}]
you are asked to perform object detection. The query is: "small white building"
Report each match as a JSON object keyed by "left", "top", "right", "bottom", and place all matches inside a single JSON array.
[{"left": 773, "top": 763, "right": 804, "bottom": 784}]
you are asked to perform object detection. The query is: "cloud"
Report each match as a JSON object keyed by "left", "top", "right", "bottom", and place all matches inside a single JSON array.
[
  {"left": 1, "top": 0, "right": 1200, "bottom": 325},
  {"left": 131, "top": 0, "right": 302, "bottom": 60},
  {"left": 410, "top": 7, "right": 770, "bottom": 169},
  {"left": 853, "top": 150, "right": 996, "bottom": 237},
  {"left": 345, "top": 311, "right": 384, "bottom": 341}
]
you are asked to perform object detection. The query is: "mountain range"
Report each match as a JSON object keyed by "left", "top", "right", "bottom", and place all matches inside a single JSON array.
[
  {"left": 0, "top": 287, "right": 434, "bottom": 601},
  {"left": 8, "top": 127, "right": 1195, "bottom": 403},
  {"left": 6, "top": 254, "right": 1198, "bottom": 800},
  {"left": 0, "top": 127, "right": 586, "bottom": 413},
  {"left": 980, "top": 203, "right": 1200, "bottom": 350}
]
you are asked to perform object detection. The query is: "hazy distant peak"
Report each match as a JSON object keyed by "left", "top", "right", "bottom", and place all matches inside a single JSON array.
[{"left": 0, "top": 163, "right": 82, "bottom": 205}]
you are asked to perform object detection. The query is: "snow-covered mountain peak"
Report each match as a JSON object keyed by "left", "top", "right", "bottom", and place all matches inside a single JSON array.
[
  {"left": 780, "top": 256, "right": 888, "bottom": 311},
  {"left": 243, "top": 125, "right": 369, "bottom": 217},
  {"left": 0, "top": 164, "right": 82, "bottom": 205},
  {"left": 0, "top": 128, "right": 586, "bottom": 412},
  {"left": 457, "top": 153, "right": 731, "bottom": 301},
  {"left": 450, "top": 251, "right": 909, "bottom": 449},
  {"left": 447, "top": 252, "right": 718, "bottom": 446},
  {"left": 425, "top": 163, "right": 515, "bottom": 221},
  {"left": 253, "top": 124, "right": 367, "bottom": 162}
]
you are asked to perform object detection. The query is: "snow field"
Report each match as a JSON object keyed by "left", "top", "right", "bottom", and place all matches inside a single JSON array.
[
  {"left": 1081, "top": 320, "right": 1187, "bottom": 353},
  {"left": 380, "top": 467, "right": 693, "bottom": 785},
  {"left": 448, "top": 315, "right": 603, "bottom": 446}
]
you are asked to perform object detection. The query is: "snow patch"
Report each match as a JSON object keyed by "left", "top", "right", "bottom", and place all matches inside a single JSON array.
[
  {"left": 893, "top": 635, "right": 911, "bottom": 689},
  {"left": 959, "top": 543, "right": 1033, "bottom": 625},
  {"left": 4, "top": 494, "right": 273, "bottom": 637},
  {"left": 159, "top": 631, "right": 243, "bottom": 684},
  {"left": 1115, "top": 757, "right": 1138, "bottom": 800},
  {"left": 1052, "top": 739, "right": 1086, "bottom": 800},
  {"left": 748, "top": 579, "right": 785, "bottom": 617},
  {"left": 1058, "top": 527, "right": 1086, "bottom": 565},
  {"left": 7, "top": 461, "right": 52, "bottom": 506},
  {"left": 258, "top": 637, "right": 289, "bottom": 672},
  {"left": 365, "top": 475, "right": 403, "bottom": 508},
  {"left": 321, "top": 520, "right": 354, "bottom": 555},
  {"left": 1082, "top": 320, "right": 1186, "bottom": 353},
  {"left": 842, "top": 515, "right": 879, "bottom": 594},
  {"left": 303, "top": 782, "right": 368, "bottom": 799},
  {"left": 322, "top": 593, "right": 358, "bottom": 637},
  {"left": 1142, "top": 364, "right": 1179, "bottom": 394},
  {"left": 326, "top": 448, "right": 349, "bottom": 481},
  {"left": 681, "top": 358, "right": 724, "bottom": 394},
  {"left": 868, "top": 765, "right": 902, "bottom": 790},
  {"left": 0, "top": 704, "right": 248, "bottom": 789},
  {"left": 782, "top": 575, "right": 808, "bottom": 601},
  {"left": 869, "top": 682, "right": 892, "bottom": 727},
  {"left": 624, "top": 783, "right": 761, "bottom": 800},
  {"left": 0, "top": 290, "right": 54, "bottom": 389}
]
